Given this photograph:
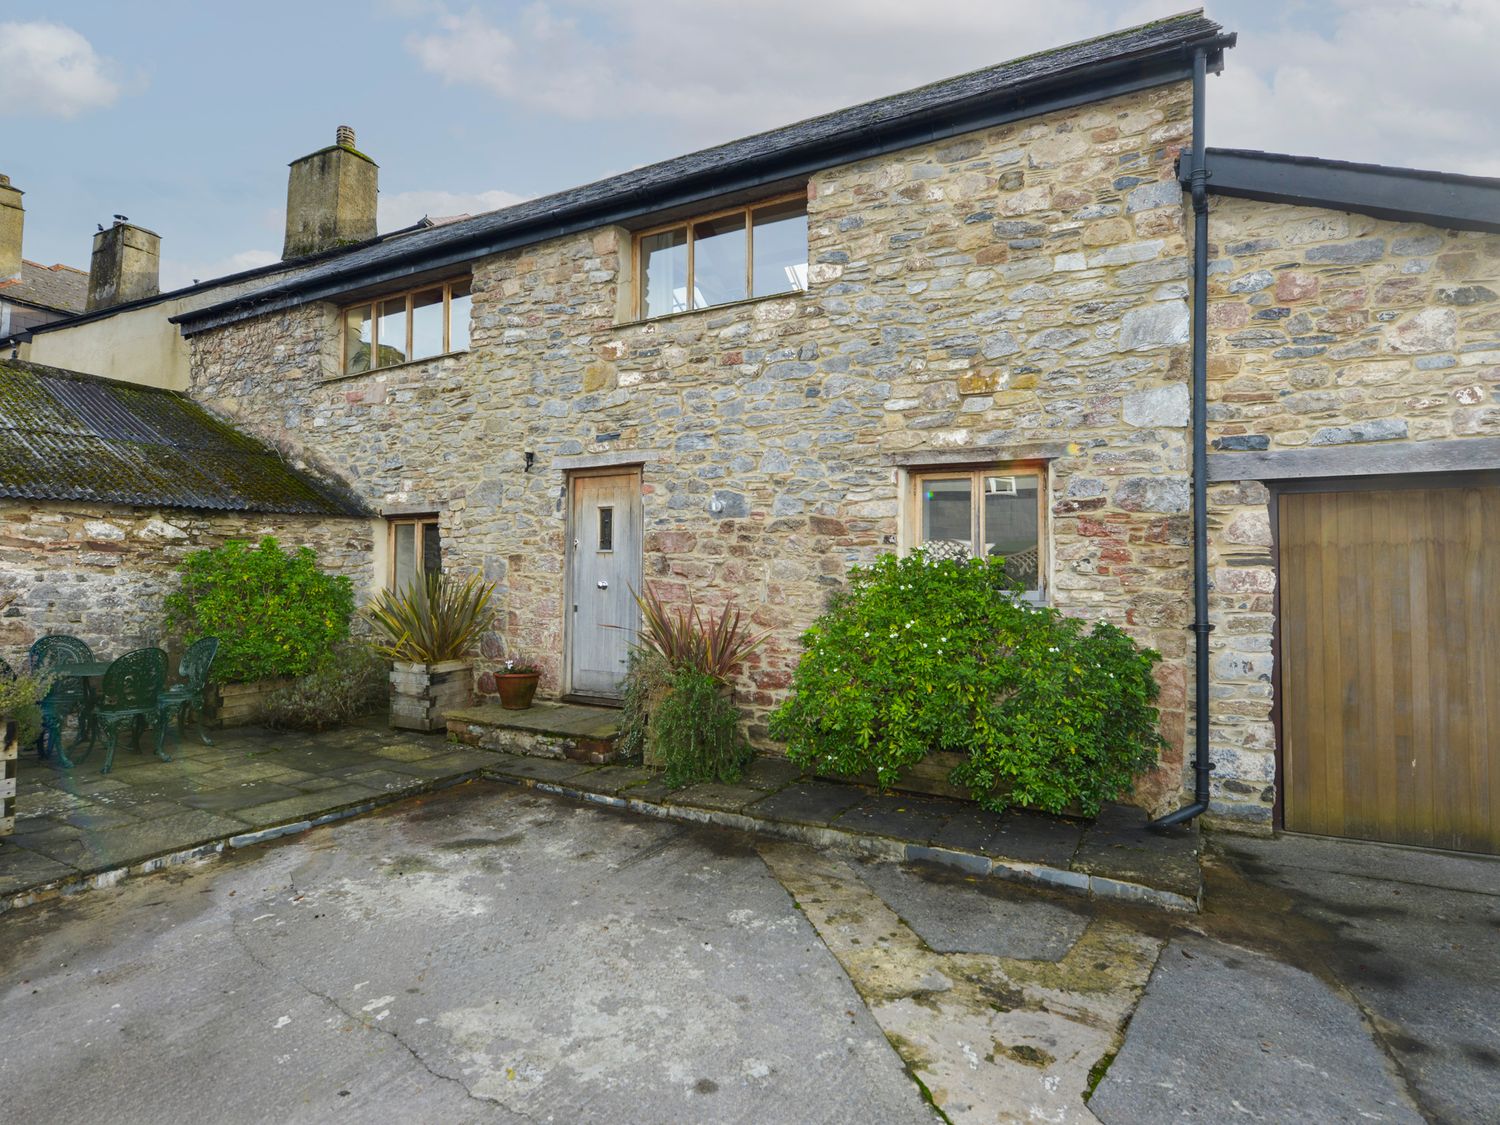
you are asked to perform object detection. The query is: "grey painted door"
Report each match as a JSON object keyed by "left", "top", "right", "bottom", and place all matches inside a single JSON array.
[{"left": 567, "top": 470, "right": 643, "bottom": 699}]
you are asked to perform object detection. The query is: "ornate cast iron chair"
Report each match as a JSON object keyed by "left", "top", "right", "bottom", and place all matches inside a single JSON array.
[
  {"left": 159, "top": 637, "right": 219, "bottom": 747},
  {"left": 96, "top": 647, "right": 170, "bottom": 774},
  {"left": 28, "top": 635, "right": 95, "bottom": 766}
]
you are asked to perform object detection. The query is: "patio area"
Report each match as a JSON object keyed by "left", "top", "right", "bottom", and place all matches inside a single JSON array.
[{"left": 0, "top": 718, "right": 495, "bottom": 908}]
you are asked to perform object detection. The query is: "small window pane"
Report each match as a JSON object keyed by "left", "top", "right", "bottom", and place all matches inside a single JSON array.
[
  {"left": 641, "top": 228, "right": 688, "bottom": 318},
  {"left": 692, "top": 213, "right": 748, "bottom": 309},
  {"left": 921, "top": 478, "right": 973, "bottom": 555},
  {"left": 448, "top": 280, "right": 472, "bottom": 351},
  {"left": 983, "top": 475, "right": 1040, "bottom": 591},
  {"left": 421, "top": 522, "right": 442, "bottom": 576},
  {"left": 752, "top": 200, "right": 809, "bottom": 297},
  {"left": 376, "top": 297, "right": 408, "bottom": 367},
  {"left": 344, "top": 305, "right": 372, "bottom": 374},
  {"left": 393, "top": 523, "right": 416, "bottom": 591},
  {"left": 411, "top": 288, "right": 444, "bottom": 360},
  {"left": 599, "top": 506, "right": 614, "bottom": 552}
]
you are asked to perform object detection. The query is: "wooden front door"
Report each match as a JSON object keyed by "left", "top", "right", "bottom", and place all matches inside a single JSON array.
[
  {"left": 566, "top": 469, "right": 643, "bottom": 700},
  {"left": 1279, "top": 481, "right": 1499, "bottom": 854}
]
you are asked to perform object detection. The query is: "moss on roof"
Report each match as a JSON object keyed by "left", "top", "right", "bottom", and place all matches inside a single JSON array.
[{"left": 0, "top": 359, "right": 368, "bottom": 517}]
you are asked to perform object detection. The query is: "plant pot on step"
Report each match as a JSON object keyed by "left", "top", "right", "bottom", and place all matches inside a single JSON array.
[{"left": 496, "top": 671, "right": 541, "bottom": 710}]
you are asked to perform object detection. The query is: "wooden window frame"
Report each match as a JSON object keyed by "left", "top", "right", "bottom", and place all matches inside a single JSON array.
[
  {"left": 903, "top": 463, "right": 1049, "bottom": 599},
  {"left": 633, "top": 192, "right": 808, "bottom": 321},
  {"left": 387, "top": 515, "right": 441, "bottom": 591},
  {"left": 342, "top": 277, "right": 472, "bottom": 376}
]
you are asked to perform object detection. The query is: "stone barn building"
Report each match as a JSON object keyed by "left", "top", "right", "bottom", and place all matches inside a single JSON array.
[{"left": 12, "top": 12, "right": 1500, "bottom": 851}]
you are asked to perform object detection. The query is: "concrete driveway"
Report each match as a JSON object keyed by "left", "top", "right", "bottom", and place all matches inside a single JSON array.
[{"left": 1, "top": 780, "right": 1494, "bottom": 1123}]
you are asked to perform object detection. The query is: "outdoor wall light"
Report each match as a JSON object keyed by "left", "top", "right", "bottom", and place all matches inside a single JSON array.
[{"left": 524, "top": 451, "right": 535, "bottom": 473}]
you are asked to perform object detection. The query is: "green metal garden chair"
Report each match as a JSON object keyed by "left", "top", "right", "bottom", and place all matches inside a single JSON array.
[
  {"left": 96, "top": 647, "right": 170, "bottom": 774},
  {"left": 159, "top": 637, "right": 219, "bottom": 747},
  {"left": 28, "top": 635, "right": 94, "bottom": 767}
]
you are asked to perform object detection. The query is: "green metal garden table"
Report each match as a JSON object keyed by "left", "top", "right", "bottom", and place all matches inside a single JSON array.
[{"left": 50, "top": 659, "right": 110, "bottom": 765}]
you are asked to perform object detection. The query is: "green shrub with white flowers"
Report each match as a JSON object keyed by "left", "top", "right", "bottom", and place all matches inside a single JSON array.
[{"left": 769, "top": 551, "right": 1166, "bottom": 815}]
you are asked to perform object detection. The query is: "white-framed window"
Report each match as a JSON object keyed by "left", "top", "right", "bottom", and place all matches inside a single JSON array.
[
  {"left": 343, "top": 278, "right": 471, "bottom": 375},
  {"left": 388, "top": 515, "right": 441, "bottom": 592},
  {"left": 634, "top": 193, "right": 809, "bottom": 320},
  {"left": 904, "top": 466, "right": 1047, "bottom": 597}
]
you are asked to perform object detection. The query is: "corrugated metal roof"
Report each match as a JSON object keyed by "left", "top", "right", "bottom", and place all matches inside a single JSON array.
[{"left": 0, "top": 359, "right": 367, "bottom": 516}]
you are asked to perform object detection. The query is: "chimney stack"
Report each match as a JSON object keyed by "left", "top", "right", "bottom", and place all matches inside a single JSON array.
[
  {"left": 283, "top": 125, "right": 378, "bottom": 259},
  {"left": 86, "top": 219, "right": 161, "bottom": 311},
  {"left": 0, "top": 174, "right": 23, "bottom": 282}
]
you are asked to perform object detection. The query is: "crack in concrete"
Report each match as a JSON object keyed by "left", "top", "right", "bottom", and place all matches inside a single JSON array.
[{"left": 225, "top": 904, "right": 536, "bottom": 1121}]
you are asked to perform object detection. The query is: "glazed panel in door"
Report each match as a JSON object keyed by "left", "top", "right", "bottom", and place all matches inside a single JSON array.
[
  {"left": 568, "top": 471, "right": 642, "bottom": 698},
  {"left": 1279, "top": 484, "right": 1499, "bottom": 854}
]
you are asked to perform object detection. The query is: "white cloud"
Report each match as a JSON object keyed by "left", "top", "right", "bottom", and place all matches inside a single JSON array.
[
  {"left": 0, "top": 22, "right": 124, "bottom": 119},
  {"left": 404, "top": 2, "right": 1112, "bottom": 139},
  {"left": 160, "top": 249, "right": 279, "bottom": 293},
  {"left": 398, "top": 2, "right": 1500, "bottom": 177},
  {"left": 377, "top": 188, "right": 530, "bottom": 231},
  {"left": 1210, "top": 0, "right": 1500, "bottom": 176}
]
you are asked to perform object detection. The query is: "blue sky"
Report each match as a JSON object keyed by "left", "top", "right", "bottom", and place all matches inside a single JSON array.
[{"left": 4, "top": 2, "right": 1497, "bottom": 290}]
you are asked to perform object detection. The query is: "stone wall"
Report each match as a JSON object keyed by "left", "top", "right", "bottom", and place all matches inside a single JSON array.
[
  {"left": 0, "top": 501, "right": 373, "bottom": 666},
  {"left": 1204, "top": 197, "right": 1500, "bottom": 829},
  {"left": 190, "top": 81, "right": 1200, "bottom": 814}
]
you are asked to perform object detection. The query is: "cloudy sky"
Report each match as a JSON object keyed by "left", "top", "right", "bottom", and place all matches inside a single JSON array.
[{"left": 4, "top": 1, "right": 1497, "bottom": 291}]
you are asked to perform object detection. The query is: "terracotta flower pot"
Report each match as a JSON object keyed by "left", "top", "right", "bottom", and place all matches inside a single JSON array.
[{"left": 496, "top": 672, "right": 541, "bottom": 710}]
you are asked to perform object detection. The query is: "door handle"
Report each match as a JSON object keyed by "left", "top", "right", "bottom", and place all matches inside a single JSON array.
[{"left": 597, "top": 580, "right": 609, "bottom": 589}]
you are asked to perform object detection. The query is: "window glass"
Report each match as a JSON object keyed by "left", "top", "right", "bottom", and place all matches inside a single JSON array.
[
  {"left": 410, "top": 288, "right": 444, "bottom": 360},
  {"left": 641, "top": 228, "right": 689, "bottom": 318},
  {"left": 599, "top": 506, "right": 614, "bottom": 552},
  {"left": 393, "top": 523, "right": 416, "bottom": 591},
  {"left": 344, "top": 305, "right": 372, "bottom": 374},
  {"left": 753, "top": 200, "right": 809, "bottom": 297},
  {"left": 983, "top": 475, "right": 1040, "bottom": 591},
  {"left": 421, "top": 521, "right": 442, "bottom": 576},
  {"left": 921, "top": 478, "right": 973, "bottom": 553},
  {"left": 691, "top": 213, "right": 748, "bottom": 309},
  {"left": 376, "top": 297, "right": 408, "bottom": 367},
  {"left": 448, "top": 280, "right": 472, "bottom": 351}
]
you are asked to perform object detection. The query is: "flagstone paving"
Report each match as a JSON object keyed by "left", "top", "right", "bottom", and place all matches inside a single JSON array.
[{"left": 0, "top": 720, "right": 495, "bottom": 906}]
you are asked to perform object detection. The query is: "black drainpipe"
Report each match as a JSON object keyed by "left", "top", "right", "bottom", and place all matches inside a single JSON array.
[{"left": 1151, "top": 46, "right": 1214, "bottom": 830}]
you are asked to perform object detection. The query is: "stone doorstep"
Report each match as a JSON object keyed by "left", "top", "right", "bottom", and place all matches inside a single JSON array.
[
  {"left": 480, "top": 759, "right": 1202, "bottom": 914},
  {"left": 0, "top": 768, "right": 487, "bottom": 914},
  {"left": 446, "top": 701, "right": 622, "bottom": 764}
]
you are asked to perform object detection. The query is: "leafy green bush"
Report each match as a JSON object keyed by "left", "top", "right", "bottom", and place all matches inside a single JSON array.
[
  {"left": 769, "top": 552, "right": 1165, "bottom": 815},
  {"left": 264, "top": 644, "right": 388, "bottom": 732},
  {"left": 617, "top": 647, "right": 670, "bottom": 765},
  {"left": 0, "top": 671, "right": 47, "bottom": 748},
  {"left": 649, "top": 666, "right": 753, "bottom": 787},
  {"left": 164, "top": 537, "right": 354, "bottom": 683}
]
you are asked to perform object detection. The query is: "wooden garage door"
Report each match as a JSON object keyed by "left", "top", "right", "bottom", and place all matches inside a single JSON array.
[{"left": 1279, "top": 483, "right": 1499, "bottom": 854}]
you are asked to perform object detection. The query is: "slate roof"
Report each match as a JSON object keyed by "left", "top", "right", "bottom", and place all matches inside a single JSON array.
[
  {"left": 0, "top": 260, "right": 89, "bottom": 314},
  {"left": 0, "top": 359, "right": 367, "bottom": 516},
  {"left": 1188, "top": 148, "right": 1500, "bottom": 234},
  {"left": 177, "top": 10, "right": 1234, "bottom": 334}
]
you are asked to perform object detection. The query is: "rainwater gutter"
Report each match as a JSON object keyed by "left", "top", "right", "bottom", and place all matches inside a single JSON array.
[{"left": 1151, "top": 45, "right": 1215, "bottom": 830}]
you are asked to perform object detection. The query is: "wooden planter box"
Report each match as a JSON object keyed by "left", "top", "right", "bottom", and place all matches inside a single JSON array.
[
  {"left": 207, "top": 678, "right": 292, "bottom": 728},
  {"left": 1, "top": 718, "right": 17, "bottom": 837},
  {"left": 390, "top": 660, "right": 472, "bottom": 733},
  {"left": 835, "top": 750, "right": 971, "bottom": 802}
]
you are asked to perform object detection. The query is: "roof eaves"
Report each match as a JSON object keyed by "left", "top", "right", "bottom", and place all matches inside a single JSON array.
[
  {"left": 177, "top": 13, "right": 1234, "bottom": 336},
  {"left": 1187, "top": 148, "right": 1500, "bottom": 234}
]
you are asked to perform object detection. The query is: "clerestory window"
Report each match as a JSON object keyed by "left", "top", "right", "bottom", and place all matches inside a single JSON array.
[
  {"left": 635, "top": 194, "right": 808, "bottom": 320},
  {"left": 342, "top": 278, "right": 471, "bottom": 375}
]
